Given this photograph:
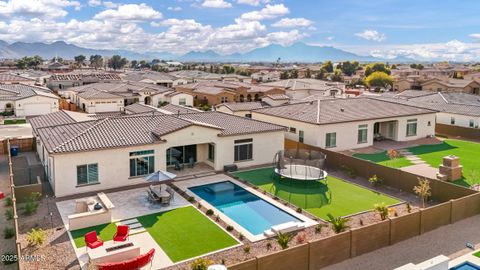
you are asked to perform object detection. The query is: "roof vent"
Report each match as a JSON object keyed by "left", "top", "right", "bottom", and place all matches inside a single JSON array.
[{"left": 340, "top": 108, "right": 345, "bottom": 112}]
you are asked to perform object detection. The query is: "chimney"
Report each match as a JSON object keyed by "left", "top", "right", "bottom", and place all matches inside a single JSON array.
[{"left": 316, "top": 99, "right": 320, "bottom": 124}]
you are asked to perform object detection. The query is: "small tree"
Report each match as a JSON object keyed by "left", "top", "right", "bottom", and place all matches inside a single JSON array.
[
  {"left": 26, "top": 228, "right": 46, "bottom": 246},
  {"left": 413, "top": 177, "right": 431, "bottom": 208},
  {"left": 386, "top": 149, "right": 400, "bottom": 167},
  {"left": 190, "top": 258, "right": 213, "bottom": 270},
  {"left": 466, "top": 170, "right": 479, "bottom": 190},
  {"left": 327, "top": 214, "right": 350, "bottom": 233},
  {"left": 374, "top": 203, "right": 389, "bottom": 220},
  {"left": 368, "top": 174, "right": 382, "bottom": 187}
]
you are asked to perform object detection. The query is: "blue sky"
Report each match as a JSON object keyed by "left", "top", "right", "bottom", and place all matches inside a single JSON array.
[{"left": 0, "top": 0, "right": 479, "bottom": 60}]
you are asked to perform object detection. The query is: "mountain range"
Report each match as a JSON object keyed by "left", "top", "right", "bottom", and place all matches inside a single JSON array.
[{"left": 0, "top": 40, "right": 407, "bottom": 63}]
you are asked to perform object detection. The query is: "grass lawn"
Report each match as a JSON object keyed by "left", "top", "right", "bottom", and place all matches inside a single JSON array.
[
  {"left": 70, "top": 222, "right": 117, "bottom": 248},
  {"left": 3, "top": 119, "right": 27, "bottom": 125},
  {"left": 233, "top": 168, "right": 400, "bottom": 220},
  {"left": 407, "top": 140, "right": 480, "bottom": 187},
  {"left": 474, "top": 251, "right": 480, "bottom": 258},
  {"left": 137, "top": 206, "right": 238, "bottom": 262},
  {"left": 353, "top": 151, "right": 413, "bottom": 168}
]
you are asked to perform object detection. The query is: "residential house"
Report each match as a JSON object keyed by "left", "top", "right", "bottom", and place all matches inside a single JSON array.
[
  {"left": 30, "top": 110, "right": 285, "bottom": 197},
  {"left": 421, "top": 78, "right": 480, "bottom": 94},
  {"left": 251, "top": 71, "right": 281, "bottom": 82},
  {"left": 261, "top": 79, "right": 345, "bottom": 100},
  {"left": 215, "top": 102, "right": 266, "bottom": 118},
  {"left": 121, "top": 71, "right": 178, "bottom": 87},
  {"left": 0, "top": 84, "right": 59, "bottom": 116},
  {"left": 375, "top": 90, "right": 480, "bottom": 129},
  {"left": 175, "top": 81, "right": 285, "bottom": 106},
  {"left": 47, "top": 72, "right": 122, "bottom": 91},
  {"left": 8, "top": 70, "right": 51, "bottom": 86},
  {"left": 252, "top": 98, "right": 436, "bottom": 151},
  {"left": 0, "top": 73, "right": 37, "bottom": 85},
  {"left": 169, "top": 70, "right": 251, "bottom": 85}
]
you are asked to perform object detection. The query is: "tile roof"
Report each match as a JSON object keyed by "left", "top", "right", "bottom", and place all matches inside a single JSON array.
[
  {"left": 29, "top": 110, "right": 77, "bottom": 131},
  {"left": 253, "top": 97, "right": 435, "bottom": 125},
  {"left": 177, "top": 80, "right": 280, "bottom": 95},
  {"left": 264, "top": 94, "right": 290, "bottom": 100},
  {"left": 49, "top": 73, "right": 121, "bottom": 81},
  {"left": 124, "top": 103, "right": 158, "bottom": 114},
  {"left": 261, "top": 79, "right": 344, "bottom": 92},
  {"left": 375, "top": 91, "right": 480, "bottom": 117},
  {"left": 66, "top": 82, "right": 172, "bottom": 96},
  {"left": 216, "top": 102, "right": 265, "bottom": 112},
  {"left": 0, "top": 73, "right": 34, "bottom": 82},
  {"left": 158, "top": 104, "right": 203, "bottom": 114},
  {"left": 76, "top": 88, "right": 123, "bottom": 100},
  {"left": 122, "top": 71, "right": 177, "bottom": 82},
  {"left": 0, "top": 84, "right": 58, "bottom": 101},
  {"left": 179, "top": 111, "right": 285, "bottom": 136}
]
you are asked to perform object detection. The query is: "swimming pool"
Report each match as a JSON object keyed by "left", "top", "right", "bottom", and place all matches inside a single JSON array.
[
  {"left": 189, "top": 181, "right": 302, "bottom": 236},
  {"left": 451, "top": 262, "right": 480, "bottom": 270}
]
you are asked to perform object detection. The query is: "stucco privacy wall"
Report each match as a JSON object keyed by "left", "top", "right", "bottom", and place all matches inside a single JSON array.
[
  {"left": 436, "top": 123, "right": 480, "bottom": 140},
  {"left": 253, "top": 112, "right": 435, "bottom": 151},
  {"left": 47, "top": 126, "right": 284, "bottom": 197}
]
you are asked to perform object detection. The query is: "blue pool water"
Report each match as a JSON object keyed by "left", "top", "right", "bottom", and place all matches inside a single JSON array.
[
  {"left": 451, "top": 262, "right": 480, "bottom": 270},
  {"left": 189, "top": 181, "right": 302, "bottom": 235}
]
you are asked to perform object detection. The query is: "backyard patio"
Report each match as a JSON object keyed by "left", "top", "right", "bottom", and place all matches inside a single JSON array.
[
  {"left": 352, "top": 139, "right": 480, "bottom": 188},
  {"left": 57, "top": 186, "right": 240, "bottom": 269},
  {"left": 232, "top": 167, "right": 401, "bottom": 219}
]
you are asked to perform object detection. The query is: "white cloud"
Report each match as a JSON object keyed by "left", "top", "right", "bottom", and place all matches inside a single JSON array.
[
  {"left": 94, "top": 3, "right": 162, "bottom": 21},
  {"left": 0, "top": 0, "right": 81, "bottom": 19},
  {"left": 236, "top": 0, "right": 270, "bottom": 6},
  {"left": 239, "top": 4, "right": 289, "bottom": 21},
  {"left": 201, "top": 0, "right": 231, "bottom": 8},
  {"left": 271, "top": 17, "right": 313, "bottom": 28},
  {"left": 326, "top": 36, "right": 334, "bottom": 41},
  {"left": 102, "top": 1, "right": 118, "bottom": 8},
  {"left": 469, "top": 33, "right": 480, "bottom": 40},
  {"left": 168, "top": 6, "right": 182, "bottom": 11},
  {"left": 355, "top": 29, "right": 386, "bottom": 42},
  {"left": 88, "top": 0, "right": 101, "bottom": 7}
]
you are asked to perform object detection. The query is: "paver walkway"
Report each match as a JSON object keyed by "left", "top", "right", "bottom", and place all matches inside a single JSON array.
[{"left": 398, "top": 149, "right": 439, "bottom": 179}]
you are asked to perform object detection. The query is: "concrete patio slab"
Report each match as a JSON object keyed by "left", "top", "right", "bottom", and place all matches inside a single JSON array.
[{"left": 401, "top": 164, "right": 439, "bottom": 179}]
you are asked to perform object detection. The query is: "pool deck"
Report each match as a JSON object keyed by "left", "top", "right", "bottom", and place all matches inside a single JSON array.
[
  {"left": 449, "top": 250, "right": 480, "bottom": 268},
  {"left": 174, "top": 173, "right": 317, "bottom": 242}
]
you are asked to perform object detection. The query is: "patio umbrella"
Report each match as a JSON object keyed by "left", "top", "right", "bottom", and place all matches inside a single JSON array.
[{"left": 144, "top": 170, "right": 177, "bottom": 183}]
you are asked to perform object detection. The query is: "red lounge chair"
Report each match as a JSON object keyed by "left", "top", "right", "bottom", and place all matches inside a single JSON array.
[
  {"left": 113, "top": 225, "right": 129, "bottom": 243},
  {"left": 85, "top": 231, "right": 103, "bottom": 251}
]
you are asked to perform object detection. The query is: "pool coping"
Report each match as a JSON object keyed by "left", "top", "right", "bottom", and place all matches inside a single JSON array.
[
  {"left": 174, "top": 173, "right": 318, "bottom": 242},
  {"left": 449, "top": 249, "right": 480, "bottom": 268}
]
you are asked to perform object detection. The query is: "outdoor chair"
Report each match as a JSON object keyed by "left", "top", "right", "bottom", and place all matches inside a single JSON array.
[
  {"left": 188, "top": 157, "right": 195, "bottom": 168},
  {"left": 147, "top": 190, "right": 160, "bottom": 202},
  {"left": 84, "top": 231, "right": 103, "bottom": 251},
  {"left": 113, "top": 225, "right": 129, "bottom": 242}
]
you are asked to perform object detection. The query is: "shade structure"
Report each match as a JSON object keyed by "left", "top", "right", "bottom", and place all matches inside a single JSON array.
[{"left": 144, "top": 170, "right": 177, "bottom": 183}]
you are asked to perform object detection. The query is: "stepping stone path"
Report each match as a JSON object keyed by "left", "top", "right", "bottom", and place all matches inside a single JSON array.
[
  {"left": 398, "top": 149, "right": 427, "bottom": 165},
  {"left": 115, "top": 218, "right": 146, "bottom": 235}
]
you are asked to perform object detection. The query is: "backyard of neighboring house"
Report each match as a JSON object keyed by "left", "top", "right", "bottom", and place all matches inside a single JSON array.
[
  {"left": 232, "top": 167, "right": 400, "bottom": 219},
  {"left": 353, "top": 139, "right": 480, "bottom": 188}
]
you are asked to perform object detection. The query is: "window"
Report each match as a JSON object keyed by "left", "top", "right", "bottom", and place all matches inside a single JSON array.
[
  {"left": 427, "top": 121, "right": 431, "bottom": 126},
  {"left": 208, "top": 143, "right": 215, "bottom": 161},
  {"left": 299, "top": 130, "right": 304, "bottom": 143},
  {"left": 129, "top": 150, "right": 155, "bottom": 177},
  {"left": 325, "top": 132, "right": 336, "bottom": 148},
  {"left": 451, "top": 117, "right": 455, "bottom": 125},
  {"left": 470, "top": 119, "right": 475, "bottom": 128},
  {"left": 77, "top": 163, "right": 98, "bottom": 185},
  {"left": 179, "top": 98, "right": 186, "bottom": 106},
  {"left": 234, "top": 139, "right": 253, "bottom": 162},
  {"left": 357, "top": 124, "right": 368, "bottom": 144},
  {"left": 406, "top": 119, "right": 417, "bottom": 137},
  {"left": 245, "top": 113, "right": 252, "bottom": 118},
  {"left": 221, "top": 97, "right": 228, "bottom": 103},
  {"left": 289, "top": 127, "right": 297, "bottom": 134}
]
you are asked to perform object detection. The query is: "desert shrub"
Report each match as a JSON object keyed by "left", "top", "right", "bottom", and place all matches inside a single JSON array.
[
  {"left": 226, "top": 225, "right": 234, "bottom": 232},
  {"left": 315, "top": 224, "right": 326, "bottom": 234},
  {"left": 4, "top": 197, "right": 13, "bottom": 207},
  {"left": 374, "top": 203, "right": 389, "bottom": 220},
  {"left": 26, "top": 228, "right": 46, "bottom": 246},
  {"left": 368, "top": 175, "right": 382, "bottom": 186},
  {"left": 205, "top": 209, "right": 214, "bottom": 216},
  {"left": 266, "top": 241, "right": 272, "bottom": 250},
  {"left": 190, "top": 258, "right": 213, "bottom": 270},
  {"left": 3, "top": 227, "right": 15, "bottom": 239},
  {"left": 296, "top": 231, "right": 307, "bottom": 244},
  {"left": 5, "top": 208, "right": 13, "bottom": 220},
  {"left": 327, "top": 214, "right": 350, "bottom": 233},
  {"left": 276, "top": 232, "right": 293, "bottom": 250},
  {"left": 341, "top": 165, "right": 356, "bottom": 178},
  {"left": 187, "top": 196, "right": 195, "bottom": 203},
  {"left": 238, "top": 233, "right": 244, "bottom": 241},
  {"left": 406, "top": 202, "right": 412, "bottom": 213},
  {"left": 296, "top": 207, "right": 302, "bottom": 213},
  {"left": 24, "top": 200, "right": 39, "bottom": 215},
  {"left": 243, "top": 245, "right": 250, "bottom": 254},
  {"left": 215, "top": 215, "right": 220, "bottom": 222}
]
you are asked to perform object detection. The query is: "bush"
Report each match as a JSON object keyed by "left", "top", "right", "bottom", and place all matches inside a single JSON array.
[
  {"left": 26, "top": 228, "right": 46, "bottom": 246},
  {"left": 243, "top": 245, "right": 250, "bottom": 254},
  {"left": 1, "top": 252, "right": 17, "bottom": 265},
  {"left": 266, "top": 242, "right": 272, "bottom": 250},
  {"left": 215, "top": 215, "right": 220, "bottom": 222},
  {"left": 238, "top": 233, "right": 244, "bottom": 241},
  {"left": 187, "top": 196, "right": 195, "bottom": 203},
  {"left": 296, "top": 231, "right": 307, "bottom": 244},
  {"left": 341, "top": 165, "right": 356, "bottom": 178},
  {"left": 23, "top": 200, "right": 39, "bottom": 215},
  {"left": 327, "top": 214, "right": 350, "bottom": 234},
  {"left": 226, "top": 225, "right": 234, "bottom": 232},
  {"left": 5, "top": 208, "right": 13, "bottom": 220},
  {"left": 4, "top": 197, "right": 13, "bottom": 207},
  {"left": 190, "top": 258, "right": 213, "bottom": 270},
  {"left": 276, "top": 232, "right": 293, "bottom": 250},
  {"left": 205, "top": 209, "right": 214, "bottom": 216},
  {"left": 29, "top": 192, "right": 42, "bottom": 201},
  {"left": 374, "top": 203, "right": 389, "bottom": 220},
  {"left": 368, "top": 175, "right": 382, "bottom": 187},
  {"left": 296, "top": 207, "right": 302, "bottom": 213},
  {"left": 3, "top": 227, "right": 15, "bottom": 239},
  {"left": 197, "top": 202, "right": 202, "bottom": 209},
  {"left": 315, "top": 224, "right": 326, "bottom": 234},
  {"left": 406, "top": 202, "right": 412, "bottom": 213}
]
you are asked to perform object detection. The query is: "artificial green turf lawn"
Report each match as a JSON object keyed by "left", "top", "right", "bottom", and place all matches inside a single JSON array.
[
  {"left": 3, "top": 119, "right": 27, "bottom": 125},
  {"left": 474, "top": 251, "right": 480, "bottom": 258},
  {"left": 70, "top": 222, "right": 117, "bottom": 248},
  {"left": 407, "top": 140, "right": 480, "bottom": 187},
  {"left": 233, "top": 168, "right": 400, "bottom": 220},
  {"left": 353, "top": 151, "right": 413, "bottom": 168},
  {"left": 137, "top": 206, "right": 238, "bottom": 262}
]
